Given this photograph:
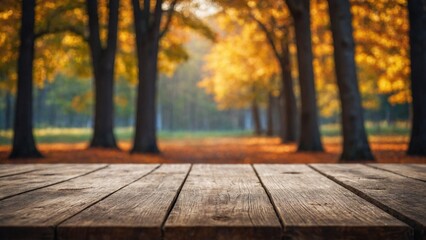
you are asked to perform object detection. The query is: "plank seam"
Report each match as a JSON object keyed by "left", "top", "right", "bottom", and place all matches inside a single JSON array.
[
  {"left": 0, "top": 169, "right": 39, "bottom": 179},
  {"left": 0, "top": 164, "right": 110, "bottom": 202},
  {"left": 308, "top": 164, "right": 419, "bottom": 239},
  {"left": 251, "top": 164, "right": 284, "bottom": 238},
  {"left": 365, "top": 164, "right": 426, "bottom": 183},
  {"left": 160, "top": 164, "right": 193, "bottom": 240},
  {"left": 53, "top": 164, "right": 162, "bottom": 240}
]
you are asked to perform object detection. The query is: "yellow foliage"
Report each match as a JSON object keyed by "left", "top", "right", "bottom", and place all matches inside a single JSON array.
[{"left": 200, "top": 18, "right": 278, "bottom": 109}]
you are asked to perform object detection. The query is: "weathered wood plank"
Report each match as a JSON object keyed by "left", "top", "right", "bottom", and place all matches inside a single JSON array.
[
  {"left": 368, "top": 164, "right": 426, "bottom": 182},
  {"left": 254, "top": 164, "right": 411, "bottom": 239},
  {"left": 0, "top": 164, "right": 49, "bottom": 178},
  {"left": 311, "top": 164, "right": 426, "bottom": 239},
  {"left": 164, "top": 164, "right": 282, "bottom": 240},
  {"left": 0, "top": 164, "right": 107, "bottom": 200},
  {"left": 0, "top": 164, "right": 159, "bottom": 240},
  {"left": 58, "top": 164, "right": 191, "bottom": 240}
]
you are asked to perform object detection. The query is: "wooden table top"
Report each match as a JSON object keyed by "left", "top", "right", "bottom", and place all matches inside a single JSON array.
[{"left": 0, "top": 163, "right": 424, "bottom": 240}]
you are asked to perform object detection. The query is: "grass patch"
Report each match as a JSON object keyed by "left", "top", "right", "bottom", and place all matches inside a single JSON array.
[
  {"left": 0, "top": 122, "right": 410, "bottom": 146},
  {"left": 0, "top": 128, "right": 251, "bottom": 145}
]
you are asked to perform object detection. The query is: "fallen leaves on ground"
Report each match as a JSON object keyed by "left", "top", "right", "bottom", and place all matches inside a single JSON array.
[{"left": 0, "top": 136, "right": 425, "bottom": 164}]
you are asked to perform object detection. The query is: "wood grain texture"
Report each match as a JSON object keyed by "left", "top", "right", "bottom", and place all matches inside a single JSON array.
[
  {"left": 0, "top": 164, "right": 49, "bottom": 178},
  {"left": 0, "top": 164, "right": 107, "bottom": 200},
  {"left": 311, "top": 164, "right": 426, "bottom": 239},
  {"left": 368, "top": 164, "right": 426, "bottom": 182},
  {"left": 254, "top": 164, "right": 411, "bottom": 240},
  {"left": 164, "top": 164, "right": 281, "bottom": 240},
  {"left": 0, "top": 164, "right": 159, "bottom": 240},
  {"left": 58, "top": 164, "right": 191, "bottom": 240}
]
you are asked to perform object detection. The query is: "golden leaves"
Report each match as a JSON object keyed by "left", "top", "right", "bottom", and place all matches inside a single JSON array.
[{"left": 200, "top": 18, "right": 278, "bottom": 110}]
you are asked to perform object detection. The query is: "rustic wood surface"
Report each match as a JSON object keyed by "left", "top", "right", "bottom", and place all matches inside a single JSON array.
[
  {"left": 0, "top": 164, "right": 159, "bottom": 240},
  {"left": 0, "top": 164, "right": 106, "bottom": 200},
  {"left": 0, "top": 163, "right": 424, "bottom": 240},
  {"left": 368, "top": 164, "right": 426, "bottom": 182},
  {"left": 311, "top": 164, "right": 426, "bottom": 239},
  {"left": 164, "top": 164, "right": 282, "bottom": 240},
  {"left": 58, "top": 164, "right": 190, "bottom": 240},
  {"left": 254, "top": 164, "right": 412, "bottom": 239},
  {"left": 0, "top": 164, "right": 49, "bottom": 178}
]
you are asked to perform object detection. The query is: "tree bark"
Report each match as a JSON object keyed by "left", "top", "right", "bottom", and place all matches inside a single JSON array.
[
  {"left": 251, "top": 100, "right": 262, "bottom": 136},
  {"left": 266, "top": 93, "right": 274, "bottom": 136},
  {"left": 10, "top": 0, "right": 42, "bottom": 158},
  {"left": 279, "top": 36, "right": 298, "bottom": 142},
  {"left": 4, "top": 92, "right": 12, "bottom": 130},
  {"left": 131, "top": 0, "right": 165, "bottom": 153},
  {"left": 86, "top": 0, "right": 119, "bottom": 149},
  {"left": 271, "top": 96, "right": 281, "bottom": 135},
  {"left": 407, "top": 0, "right": 426, "bottom": 156},
  {"left": 327, "top": 0, "right": 374, "bottom": 160},
  {"left": 285, "top": 0, "right": 323, "bottom": 151}
]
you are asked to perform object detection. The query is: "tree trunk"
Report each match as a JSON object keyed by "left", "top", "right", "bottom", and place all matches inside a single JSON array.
[
  {"left": 286, "top": 0, "right": 323, "bottom": 151},
  {"left": 10, "top": 0, "right": 42, "bottom": 158},
  {"left": 132, "top": 40, "right": 160, "bottom": 153},
  {"left": 266, "top": 93, "right": 274, "bottom": 136},
  {"left": 251, "top": 100, "right": 261, "bottom": 136},
  {"left": 271, "top": 95, "right": 281, "bottom": 135},
  {"left": 4, "top": 92, "right": 12, "bottom": 130},
  {"left": 131, "top": 0, "right": 163, "bottom": 153},
  {"left": 407, "top": 0, "right": 426, "bottom": 156},
  {"left": 279, "top": 37, "right": 298, "bottom": 142},
  {"left": 86, "top": 0, "right": 119, "bottom": 149},
  {"left": 327, "top": 0, "right": 374, "bottom": 160}
]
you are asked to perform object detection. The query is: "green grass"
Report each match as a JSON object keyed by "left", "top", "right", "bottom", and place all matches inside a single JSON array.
[
  {"left": 321, "top": 121, "right": 410, "bottom": 136},
  {"left": 0, "top": 122, "right": 410, "bottom": 146},
  {"left": 0, "top": 128, "right": 251, "bottom": 145}
]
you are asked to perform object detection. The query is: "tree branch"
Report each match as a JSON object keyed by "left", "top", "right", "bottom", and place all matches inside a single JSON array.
[
  {"left": 249, "top": 13, "right": 282, "bottom": 60},
  {"left": 152, "top": 0, "right": 163, "bottom": 32},
  {"left": 159, "top": 0, "right": 178, "bottom": 39}
]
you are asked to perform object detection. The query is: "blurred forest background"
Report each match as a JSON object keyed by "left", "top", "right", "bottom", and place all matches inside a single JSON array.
[{"left": 0, "top": 0, "right": 425, "bottom": 162}]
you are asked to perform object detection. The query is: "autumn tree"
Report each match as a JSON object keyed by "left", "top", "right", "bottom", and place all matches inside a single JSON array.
[
  {"left": 131, "top": 0, "right": 175, "bottom": 153},
  {"left": 246, "top": 1, "right": 298, "bottom": 142},
  {"left": 285, "top": 0, "right": 323, "bottom": 151},
  {"left": 131, "top": 0, "right": 214, "bottom": 153},
  {"left": 200, "top": 20, "right": 278, "bottom": 135},
  {"left": 86, "top": 0, "right": 119, "bottom": 148},
  {"left": 327, "top": 0, "right": 373, "bottom": 160},
  {"left": 407, "top": 0, "right": 426, "bottom": 156},
  {"left": 9, "top": 0, "right": 42, "bottom": 158}
]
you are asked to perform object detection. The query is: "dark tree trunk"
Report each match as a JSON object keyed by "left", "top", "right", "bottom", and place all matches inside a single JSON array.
[
  {"left": 271, "top": 95, "right": 281, "bottom": 135},
  {"left": 286, "top": 0, "right": 323, "bottom": 151},
  {"left": 132, "top": 39, "right": 160, "bottom": 153},
  {"left": 131, "top": 0, "right": 165, "bottom": 153},
  {"left": 327, "top": 0, "right": 374, "bottom": 160},
  {"left": 10, "top": 0, "right": 42, "bottom": 158},
  {"left": 86, "top": 0, "right": 119, "bottom": 149},
  {"left": 407, "top": 0, "right": 426, "bottom": 156},
  {"left": 266, "top": 93, "right": 274, "bottom": 136},
  {"left": 251, "top": 101, "right": 261, "bottom": 136},
  {"left": 279, "top": 37, "right": 298, "bottom": 142},
  {"left": 4, "top": 92, "right": 12, "bottom": 130}
]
